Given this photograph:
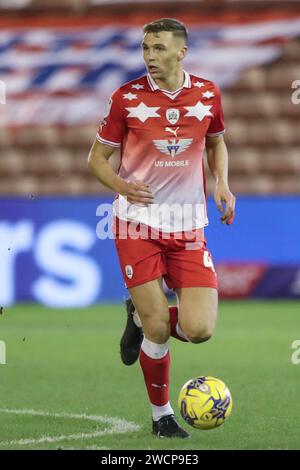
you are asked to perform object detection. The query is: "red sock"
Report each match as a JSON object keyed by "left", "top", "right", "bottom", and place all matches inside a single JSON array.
[
  {"left": 168, "top": 306, "right": 188, "bottom": 342},
  {"left": 139, "top": 349, "right": 170, "bottom": 406}
]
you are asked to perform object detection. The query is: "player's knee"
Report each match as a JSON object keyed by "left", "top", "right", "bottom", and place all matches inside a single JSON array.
[
  {"left": 188, "top": 332, "right": 212, "bottom": 344},
  {"left": 184, "top": 320, "right": 216, "bottom": 344}
]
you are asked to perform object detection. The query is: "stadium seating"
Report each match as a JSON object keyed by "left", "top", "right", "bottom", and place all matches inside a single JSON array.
[
  {"left": 0, "top": 10, "right": 299, "bottom": 196},
  {"left": 205, "top": 37, "right": 300, "bottom": 195}
]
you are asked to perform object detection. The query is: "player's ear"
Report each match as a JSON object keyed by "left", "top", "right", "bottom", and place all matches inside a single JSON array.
[{"left": 178, "top": 46, "right": 187, "bottom": 61}]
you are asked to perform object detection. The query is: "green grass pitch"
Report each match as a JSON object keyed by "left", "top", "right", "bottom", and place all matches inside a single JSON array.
[{"left": 0, "top": 301, "right": 299, "bottom": 450}]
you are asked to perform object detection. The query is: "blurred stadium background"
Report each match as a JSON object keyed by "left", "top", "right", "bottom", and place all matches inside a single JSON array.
[
  {"left": 1, "top": 0, "right": 300, "bottom": 307},
  {"left": 0, "top": 0, "right": 300, "bottom": 451}
]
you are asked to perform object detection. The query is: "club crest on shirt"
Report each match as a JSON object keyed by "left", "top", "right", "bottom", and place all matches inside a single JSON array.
[{"left": 166, "top": 108, "right": 180, "bottom": 125}]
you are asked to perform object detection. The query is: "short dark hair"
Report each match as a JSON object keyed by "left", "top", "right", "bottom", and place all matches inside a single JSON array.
[{"left": 143, "top": 18, "right": 188, "bottom": 43}]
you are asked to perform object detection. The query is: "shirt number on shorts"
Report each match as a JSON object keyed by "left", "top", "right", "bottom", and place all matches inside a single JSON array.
[{"left": 203, "top": 251, "right": 216, "bottom": 274}]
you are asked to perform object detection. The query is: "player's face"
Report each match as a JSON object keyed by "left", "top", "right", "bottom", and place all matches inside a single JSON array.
[{"left": 142, "top": 31, "right": 187, "bottom": 80}]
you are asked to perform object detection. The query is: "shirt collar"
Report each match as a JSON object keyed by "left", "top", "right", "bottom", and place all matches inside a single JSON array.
[{"left": 147, "top": 70, "right": 191, "bottom": 93}]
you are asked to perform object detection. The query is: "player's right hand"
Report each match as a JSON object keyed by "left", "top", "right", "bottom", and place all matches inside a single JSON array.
[{"left": 121, "top": 179, "right": 154, "bottom": 206}]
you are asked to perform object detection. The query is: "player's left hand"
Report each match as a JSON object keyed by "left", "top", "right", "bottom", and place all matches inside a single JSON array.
[{"left": 214, "top": 182, "right": 236, "bottom": 225}]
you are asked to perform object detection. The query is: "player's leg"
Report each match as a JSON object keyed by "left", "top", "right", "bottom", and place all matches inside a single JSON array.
[
  {"left": 129, "top": 277, "right": 170, "bottom": 343},
  {"left": 175, "top": 287, "right": 218, "bottom": 343},
  {"left": 129, "top": 277, "right": 171, "bottom": 419},
  {"left": 164, "top": 233, "right": 218, "bottom": 343},
  {"left": 129, "top": 278, "right": 189, "bottom": 438},
  {"left": 114, "top": 217, "right": 189, "bottom": 437}
]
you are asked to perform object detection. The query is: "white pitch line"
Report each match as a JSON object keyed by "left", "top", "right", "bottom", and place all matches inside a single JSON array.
[
  {"left": 0, "top": 408, "right": 140, "bottom": 448},
  {"left": 1, "top": 429, "right": 121, "bottom": 447}
]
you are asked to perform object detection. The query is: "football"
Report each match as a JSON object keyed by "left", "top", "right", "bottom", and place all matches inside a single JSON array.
[{"left": 178, "top": 376, "right": 233, "bottom": 430}]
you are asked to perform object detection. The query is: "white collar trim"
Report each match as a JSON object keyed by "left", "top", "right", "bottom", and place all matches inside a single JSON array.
[{"left": 147, "top": 70, "right": 191, "bottom": 94}]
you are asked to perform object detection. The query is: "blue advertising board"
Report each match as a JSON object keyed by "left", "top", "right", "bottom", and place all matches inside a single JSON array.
[{"left": 0, "top": 196, "right": 299, "bottom": 306}]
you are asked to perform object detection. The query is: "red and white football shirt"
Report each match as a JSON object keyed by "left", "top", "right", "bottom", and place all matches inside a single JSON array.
[{"left": 97, "top": 71, "right": 225, "bottom": 232}]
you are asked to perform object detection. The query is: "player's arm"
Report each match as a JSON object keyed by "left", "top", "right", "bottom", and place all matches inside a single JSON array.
[
  {"left": 205, "top": 134, "right": 236, "bottom": 225},
  {"left": 87, "top": 139, "right": 154, "bottom": 205}
]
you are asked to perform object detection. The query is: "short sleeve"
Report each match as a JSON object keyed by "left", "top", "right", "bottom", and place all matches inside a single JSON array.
[
  {"left": 206, "top": 84, "right": 226, "bottom": 137},
  {"left": 96, "top": 89, "right": 126, "bottom": 147}
]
